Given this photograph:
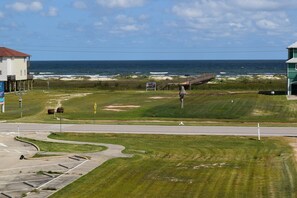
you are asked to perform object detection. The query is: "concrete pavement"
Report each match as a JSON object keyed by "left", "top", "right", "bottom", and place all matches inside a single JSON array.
[
  {"left": 0, "top": 123, "right": 296, "bottom": 136},
  {"left": 0, "top": 131, "right": 132, "bottom": 198}
]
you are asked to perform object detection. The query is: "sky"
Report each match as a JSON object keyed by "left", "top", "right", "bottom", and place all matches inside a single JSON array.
[{"left": 0, "top": 0, "right": 297, "bottom": 60}]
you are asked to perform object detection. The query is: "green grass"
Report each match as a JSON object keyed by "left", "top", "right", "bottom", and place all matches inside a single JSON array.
[
  {"left": 0, "top": 90, "right": 49, "bottom": 120},
  {"left": 19, "top": 137, "right": 106, "bottom": 154},
  {"left": 0, "top": 78, "right": 296, "bottom": 125},
  {"left": 49, "top": 133, "right": 297, "bottom": 198},
  {"left": 59, "top": 90, "right": 297, "bottom": 123}
]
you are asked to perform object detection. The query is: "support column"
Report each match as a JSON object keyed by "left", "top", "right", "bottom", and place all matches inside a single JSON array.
[
  {"left": 9, "top": 81, "right": 11, "bottom": 92},
  {"left": 13, "top": 82, "right": 16, "bottom": 92},
  {"left": 1, "top": 104, "right": 4, "bottom": 113},
  {"left": 288, "top": 79, "right": 291, "bottom": 96}
]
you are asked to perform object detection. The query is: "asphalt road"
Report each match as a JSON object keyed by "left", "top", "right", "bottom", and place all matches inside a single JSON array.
[{"left": 0, "top": 123, "right": 296, "bottom": 136}]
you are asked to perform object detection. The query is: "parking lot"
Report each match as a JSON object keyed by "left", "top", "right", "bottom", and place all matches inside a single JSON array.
[{"left": 0, "top": 132, "right": 130, "bottom": 198}]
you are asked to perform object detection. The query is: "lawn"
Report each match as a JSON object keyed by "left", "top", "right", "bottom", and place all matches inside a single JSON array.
[
  {"left": 48, "top": 133, "right": 297, "bottom": 198},
  {"left": 0, "top": 90, "right": 49, "bottom": 120},
  {"left": 18, "top": 137, "right": 106, "bottom": 154},
  {"left": 60, "top": 90, "right": 297, "bottom": 123},
  {"left": 0, "top": 86, "right": 297, "bottom": 125}
]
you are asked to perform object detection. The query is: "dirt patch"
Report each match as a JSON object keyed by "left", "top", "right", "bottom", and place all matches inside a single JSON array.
[
  {"left": 103, "top": 104, "right": 140, "bottom": 112},
  {"left": 251, "top": 109, "right": 275, "bottom": 116},
  {"left": 47, "top": 93, "right": 92, "bottom": 110},
  {"left": 103, "top": 108, "right": 126, "bottom": 112},
  {"left": 149, "top": 96, "right": 174, "bottom": 100},
  {"left": 105, "top": 105, "right": 140, "bottom": 108}
]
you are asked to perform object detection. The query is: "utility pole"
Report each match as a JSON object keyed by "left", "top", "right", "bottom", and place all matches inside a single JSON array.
[{"left": 15, "top": 89, "right": 26, "bottom": 118}]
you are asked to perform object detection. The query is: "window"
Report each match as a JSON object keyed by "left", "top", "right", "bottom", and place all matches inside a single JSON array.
[
  {"left": 20, "top": 70, "right": 22, "bottom": 76},
  {"left": 295, "top": 64, "right": 297, "bottom": 70},
  {"left": 0, "top": 70, "right": 2, "bottom": 75},
  {"left": 24, "top": 69, "right": 26, "bottom": 75},
  {"left": 0, "top": 58, "right": 2, "bottom": 63}
]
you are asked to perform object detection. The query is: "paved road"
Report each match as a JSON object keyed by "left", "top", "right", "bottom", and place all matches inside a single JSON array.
[{"left": 0, "top": 123, "right": 296, "bottom": 136}]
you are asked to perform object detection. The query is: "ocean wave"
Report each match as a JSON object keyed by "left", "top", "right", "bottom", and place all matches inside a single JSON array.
[
  {"left": 150, "top": 72, "right": 168, "bottom": 75},
  {"left": 39, "top": 72, "right": 55, "bottom": 75},
  {"left": 33, "top": 74, "right": 118, "bottom": 80}
]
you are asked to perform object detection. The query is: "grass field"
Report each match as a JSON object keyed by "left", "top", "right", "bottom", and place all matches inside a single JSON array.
[
  {"left": 0, "top": 78, "right": 296, "bottom": 125},
  {"left": 60, "top": 90, "right": 297, "bottom": 123},
  {"left": 0, "top": 90, "right": 49, "bottom": 120},
  {"left": 47, "top": 133, "right": 297, "bottom": 198}
]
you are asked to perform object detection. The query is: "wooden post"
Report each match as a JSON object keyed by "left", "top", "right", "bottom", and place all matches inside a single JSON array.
[{"left": 257, "top": 123, "right": 261, "bottom": 141}]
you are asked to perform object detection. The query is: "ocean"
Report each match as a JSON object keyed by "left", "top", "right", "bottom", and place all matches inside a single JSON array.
[{"left": 29, "top": 60, "right": 286, "bottom": 78}]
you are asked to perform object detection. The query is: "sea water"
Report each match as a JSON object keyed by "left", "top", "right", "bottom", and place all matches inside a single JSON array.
[{"left": 30, "top": 60, "right": 286, "bottom": 79}]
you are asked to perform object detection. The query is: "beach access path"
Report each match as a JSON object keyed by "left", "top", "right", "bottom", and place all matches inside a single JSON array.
[{"left": 0, "top": 123, "right": 296, "bottom": 137}]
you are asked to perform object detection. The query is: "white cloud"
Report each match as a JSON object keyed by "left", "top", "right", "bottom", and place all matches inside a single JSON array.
[
  {"left": 7, "top": 2, "right": 27, "bottom": 11},
  {"left": 47, "top": 7, "right": 58, "bottom": 16},
  {"left": 119, "top": 24, "right": 141, "bottom": 31},
  {"left": 6, "top": 1, "right": 43, "bottom": 12},
  {"left": 171, "top": 0, "right": 295, "bottom": 38},
  {"left": 172, "top": 5, "right": 204, "bottom": 19},
  {"left": 233, "top": 0, "right": 297, "bottom": 10},
  {"left": 0, "top": 11, "right": 4, "bottom": 18},
  {"left": 115, "top": 15, "right": 135, "bottom": 24},
  {"left": 256, "top": 19, "right": 278, "bottom": 30},
  {"left": 109, "top": 14, "right": 147, "bottom": 33},
  {"left": 96, "top": 0, "right": 145, "bottom": 8},
  {"left": 93, "top": 17, "right": 108, "bottom": 29},
  {"left": 73, "top": 1, "right": 87, "bottom": 9},
  {"left": 30, "top": 1, "right": 43, "bottom": 11}
]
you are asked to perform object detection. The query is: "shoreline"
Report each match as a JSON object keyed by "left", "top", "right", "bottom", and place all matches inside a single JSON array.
[{"left": 33, "top": 73, "right": 287, "bottom": 81}]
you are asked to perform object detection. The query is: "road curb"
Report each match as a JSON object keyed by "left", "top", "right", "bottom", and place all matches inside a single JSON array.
[{"left": 15, "top": 136, "right": 40, "bottom": 152}]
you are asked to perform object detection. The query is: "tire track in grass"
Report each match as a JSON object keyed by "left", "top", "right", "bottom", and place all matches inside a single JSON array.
[
  {"left": 231, "top": 167, "right": 243, "bottom": 197},
  {"left": 282, "top": 161, "right": 295, "bottom": 198},
  {"left": 221, "top": 167, "right": 237, "bottom": 198},
  {"left": 194, "top": 159, "right": 219, "bottom": 197},
  {"left": 243, "top": 160, "right": 254, "bottom": 197},
  {"left": 209, "top": 164, "right": 229, "bottom": 197}
]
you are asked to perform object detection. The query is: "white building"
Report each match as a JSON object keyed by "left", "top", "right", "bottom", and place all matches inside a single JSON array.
[{"left": 0, "top": 47, "right": 33, "bottom": 92}]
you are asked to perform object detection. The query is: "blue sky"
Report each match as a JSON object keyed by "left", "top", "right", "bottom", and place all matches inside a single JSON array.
[{"left": 0, "top": 0, "right": 296, "bottom": 60}]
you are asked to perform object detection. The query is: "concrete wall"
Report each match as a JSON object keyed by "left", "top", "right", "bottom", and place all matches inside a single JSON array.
[
  {"left": 7, "top": 57, "right": 28, "bottom": 81},
  {"left": 0, "top": 58, "right": 8, "bottom": 81}
]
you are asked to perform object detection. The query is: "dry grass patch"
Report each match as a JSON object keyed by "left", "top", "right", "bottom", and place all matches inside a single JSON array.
[
  {"left": 103, "top": 104, "right": 140, "bottom": 112},
  {"left": 149, "top": 96, "right": 175, "bottom": 99},
  {"left": 47, "top": 93, "right": 92, "bottom": 109},
  {"left": 251, "top": 109, "right": 275, "bottom": 116}
]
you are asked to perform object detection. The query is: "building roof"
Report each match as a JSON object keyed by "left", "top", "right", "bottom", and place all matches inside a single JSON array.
[
  {"left": 0, "top": 47, "right": 30, "bottom": 57},
  {"left": 288, "top": 42, "right": 297, "bottom": 49},
  {"left": 286, "top": 58, "right": 297, "bottom": 63}
]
